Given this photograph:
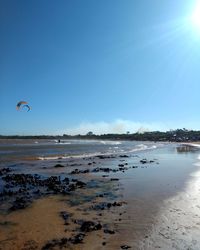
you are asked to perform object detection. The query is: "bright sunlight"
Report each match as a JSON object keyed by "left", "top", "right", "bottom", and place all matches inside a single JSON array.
[{"left": 191, "top": 1, "right": 200, "bottom": 30}]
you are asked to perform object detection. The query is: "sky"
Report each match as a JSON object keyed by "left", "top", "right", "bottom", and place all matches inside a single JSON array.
[{"left": 1, "top": 0, "right": 200, "bottom": 135}]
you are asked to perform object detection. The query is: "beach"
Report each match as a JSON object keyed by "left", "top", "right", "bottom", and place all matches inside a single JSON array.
[{"left": 0, "top": 140, "right": 200, "bottom": 249}]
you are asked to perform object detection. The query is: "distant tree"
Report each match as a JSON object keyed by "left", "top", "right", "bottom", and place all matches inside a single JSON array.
[{"left": 87, "top": 131, "right": 94, "bottom": 136}]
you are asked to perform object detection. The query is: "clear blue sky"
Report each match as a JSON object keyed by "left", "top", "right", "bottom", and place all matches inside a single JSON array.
[{"left": 1, "top": 0, "right": 200, "bottom": 135}]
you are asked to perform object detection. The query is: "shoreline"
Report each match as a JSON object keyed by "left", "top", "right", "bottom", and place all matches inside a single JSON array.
[{"left": 0, "top": 143, "right": 200, "bottom": 249}]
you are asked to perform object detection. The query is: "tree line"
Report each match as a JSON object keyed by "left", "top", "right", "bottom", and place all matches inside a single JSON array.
[{"left": 1, "top": 129, "right": 200, "bottom": 142}]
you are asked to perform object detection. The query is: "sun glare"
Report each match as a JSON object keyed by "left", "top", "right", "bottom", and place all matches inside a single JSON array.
[{"left": 191, "top": 1, "right": 200, "bottom": 30}]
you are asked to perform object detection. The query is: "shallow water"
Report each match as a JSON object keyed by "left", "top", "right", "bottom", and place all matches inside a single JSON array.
[
  {"left": 1, "top": 140, "right": 200, "bottom": 249},
  {"left": 0, "top": 139, "right": 162, "bottom": 163},
  {"left": 107, "top": 145, "right": 200, "bottom": 249}
]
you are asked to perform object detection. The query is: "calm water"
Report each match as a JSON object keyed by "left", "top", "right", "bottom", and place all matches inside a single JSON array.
[{"left": 0, "top": 139, "right": 162, "bottom": 163}]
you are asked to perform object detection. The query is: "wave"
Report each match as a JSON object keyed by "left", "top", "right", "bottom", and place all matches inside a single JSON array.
[
  {"left": 128, "top": 144, "right": 157, "bottom": 153},
  {"left": 100, "top": 141, "right": 122, "bottom": 145},
  {"left": 51, "top": 139, "right": 122, "bottom": 146},
  {"left": 37, "top": 143, "right": 160, "bottom": 161},
  {"left": 37, "top": 152, "right": 102, "bottom": 161}
]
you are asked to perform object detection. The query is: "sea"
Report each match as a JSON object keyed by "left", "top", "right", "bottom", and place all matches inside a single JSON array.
[{"left": 0, "top": 139, "right": 161, "bottom": 163}]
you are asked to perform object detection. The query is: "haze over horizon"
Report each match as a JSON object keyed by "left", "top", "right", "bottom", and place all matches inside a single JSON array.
[{"left": 1, "top": 0, "right": 200, "bottom": 135}]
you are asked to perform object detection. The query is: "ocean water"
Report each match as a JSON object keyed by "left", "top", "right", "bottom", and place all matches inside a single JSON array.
[{"left": 0, "top": 139, "right": 163, "bottom": 164}]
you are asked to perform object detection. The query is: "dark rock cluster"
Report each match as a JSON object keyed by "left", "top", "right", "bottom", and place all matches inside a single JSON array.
[
  {"left": 0, "top": 172, "right": 86, "bottom": 211},
  {"left": 0, "top": 167, "right": 12, "bottom": 176},
  {"left": 91, "top": 201, "right": 126, "bottom": 211}
]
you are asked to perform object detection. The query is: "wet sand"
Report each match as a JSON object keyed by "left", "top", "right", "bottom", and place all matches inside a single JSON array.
[{"left": 1, "top": 143, "right": 200, "bottom": 249}]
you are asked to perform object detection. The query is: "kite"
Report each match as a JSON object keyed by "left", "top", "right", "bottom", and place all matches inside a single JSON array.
[
  {"left": 16, "top": 101, "right": 31, "bottom": 112},
  {"left": 23, "top": 104, "right": 31, "bottom": 112},
  {"left": 16, "top": 101, "right": 28, "bottom": 110}
]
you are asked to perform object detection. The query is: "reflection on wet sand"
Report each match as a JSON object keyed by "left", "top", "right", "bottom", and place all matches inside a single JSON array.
[{"left": 176, "top": 144, "right": 199, "bottom": 153}]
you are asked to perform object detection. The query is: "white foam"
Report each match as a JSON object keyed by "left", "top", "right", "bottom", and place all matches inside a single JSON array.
[
  {"left": 181, "top": 143, "right": 200, "bottom": 148},
  {"left": 55, "top": 142, "right": 71, "bottom": 145},
  {"left": 100, "top": 141, "right": 122, "bottom": 145},
  {"left": 37, "top": 142, "right": 160, "bottom": 161},
  {"left": 37, "top": 152, "right": 102, "bottom": 161},
  {"left": 128, "top": 144, "right": 157, "bottom": 153}
]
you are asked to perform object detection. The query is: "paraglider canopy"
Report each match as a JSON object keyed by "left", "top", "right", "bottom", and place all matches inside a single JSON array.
[
  {"left": 23, "top": 104, "right": 31, "bottom": 112},
  {"left": 16, "top": 101, "right": 31, "bottom": 112},
  {"left": 16, "top": 101, "right": 28, "bottom": 110}
]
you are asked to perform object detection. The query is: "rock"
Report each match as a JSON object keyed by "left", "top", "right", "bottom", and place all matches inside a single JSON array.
[
  {"left": 112, "top": 201, "right": 125, "bottom": 206},
  {"left": 75, "top": 180, "right": 86, "bottom": 188},
  {"left": 80, "top": 221, "right": 102, "bottom": 232},
  {"left": 91, "top": 201, "right": 125, "bottom": 211},
  {"left": 110, "top": 178, "right": 119, "bottom": 181},
  {"left": 10, "top": 196, "right": 31, "bottom": 211},
  {"left": 71, "top": 169, "right": 89, "bottom": 174},
  {"left": 140, "top": 159, "right": 155, "bottom": 164},
  {"left": 70, "top": 163, "right": 82, "bottom": 167},
  {"left": 97, "top": 194, "right": 104, "bottom": 197},
  {"left": 121, "top": 245, "right": 131, "bottom": 249},
  {"left": 140, "top": 159, "right": 148, "bottom": 164},
  {"left": 92, "top": 167, "right": 100, "bottom": 173},
  {"left": 104, "top": 229, "right": 115, "bottom": 234},
  {"left": 42, "top": 238, "right": 68, "bottom": 250},
  {"left": 0, "top": 168, "right": 12, "bottom": 176},
  {"left": 67, "top": 184, "right": 76, "bottom": 191},
  {"left": 100, "top": 168, "right": 111, "bottom": 173},
  {"left": 70, "top": 169, "right": 80, "bottom": 174},
  {"left": 42, "top": 233, "right": 86, "bottom": 249},
  {"left": 119, "top": 155, "right": 129, "bottom": 158},
  {"left": 96, "top": 155, "right": 110, "bottom": 159},
  {"left": 63, "top": 177, "right": 69, "bottom": 184},
  {"left": 92, "top": 167, "right": 111, "bottom": 173},
  {"left": 60, "top": 211, "right": 70, "bottom": 224},
  {"left": 119, "top": 167, "right": 128, "bottom": 171},
  {"left": 2, "top": 173, "right": 88, "bottom": 211},
  {"left": 83, "top": 169, "right": 90, "bottom": 173},
  {"left": 91, "top": 202, "right": 110, "bottom": 210},
  {"left": 72, "top": 219, "right": 84, "bottom": 225},
  {"left": 54, "top": 164, "right": 65, "bottom": 168},
  {"left": 70, "top": 233, "right": 85, "bottom": 244}
]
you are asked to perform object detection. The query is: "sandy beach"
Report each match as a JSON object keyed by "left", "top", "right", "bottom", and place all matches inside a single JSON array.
[{"left": 0, "top": 140, "right": 200, "bottom": 249}]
